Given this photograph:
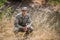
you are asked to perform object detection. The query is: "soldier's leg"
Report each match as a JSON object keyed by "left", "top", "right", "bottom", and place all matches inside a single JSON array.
[
  {"left": 13, "top": 27, "right": 19, "bottom": 34},
  {"left": 23, "top": 26, "right": 33, "bottom": 40},
  {"left": 24, "top": 26, "right": 33, "bottom": 36},
  {"left": 27, "top": 26, "right": 33, "bottom": 34}
]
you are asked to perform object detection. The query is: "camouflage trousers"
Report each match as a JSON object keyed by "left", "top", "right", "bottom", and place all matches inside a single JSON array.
[
  {"left": 13, "top": 26, "right": 33, "bottom": 34},
  {"left": 13, "top": 26, "right": 33, "bottom": 40}
]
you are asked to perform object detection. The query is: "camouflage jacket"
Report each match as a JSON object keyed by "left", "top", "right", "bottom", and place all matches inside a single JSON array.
[{"left": 14, "top": 13, "right": 31, "bottom": 28}]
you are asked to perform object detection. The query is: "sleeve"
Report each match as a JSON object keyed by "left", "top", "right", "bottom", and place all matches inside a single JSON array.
[
  {"left": 27, "top": 17, "right": 30, "bottom": 23},
  {"left": 14, "top": 16, "right": 22, "bottom": 28},
  {"left": 26, "top": 15, "right": 32, "bottom": 28}
]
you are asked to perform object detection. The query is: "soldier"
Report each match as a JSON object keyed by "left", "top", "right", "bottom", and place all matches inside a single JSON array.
[{"left": 14, "top": 7, "right": 33, "bottom": 35}]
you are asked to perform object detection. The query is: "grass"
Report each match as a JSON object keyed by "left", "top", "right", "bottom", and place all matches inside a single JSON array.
[
  {"left": 0, "top": 0, "right": 60, "bottom": 7},
  {"left": 48, "top": 0, "right": 60, "bottom": 5},
  {"left": 0, "top": 0, "right": 7, "bottom": 7},
  {"left": 0, "top": 0, "right": 60, "bottom": 40},
  {"left": 0, "top": 0, "right": 60, "bottom": 20}
]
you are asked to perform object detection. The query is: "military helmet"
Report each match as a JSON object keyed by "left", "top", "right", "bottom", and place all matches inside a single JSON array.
[{"left": 21, "top": 7, "right": 28, "bottom": 10}]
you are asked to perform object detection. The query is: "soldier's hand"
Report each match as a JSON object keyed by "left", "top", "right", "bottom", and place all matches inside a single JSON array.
[{"left": 22, "top": 27, "right": 27, "bottom": 32}]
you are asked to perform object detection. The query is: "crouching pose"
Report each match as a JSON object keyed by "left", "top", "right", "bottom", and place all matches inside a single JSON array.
[{"left": 14, "top": 7, "right": 33, "bottom": 35}]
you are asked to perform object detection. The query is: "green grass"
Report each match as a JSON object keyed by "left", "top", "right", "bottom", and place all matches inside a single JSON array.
[
  {"left": 48, "top": 0, "right": 60, "bottom": 5},
  {"left": 0, "top": 0, "right": 7, "bottom": 7}
]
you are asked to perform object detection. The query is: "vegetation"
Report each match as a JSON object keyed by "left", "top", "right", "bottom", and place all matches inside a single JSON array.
[
  {"left": 0, "top": 0, "right": 60, "bottom": 6},
  {"left": 48, "top": 0, "right": 60, "bottom": 5},
  {"left": 0, "top": 0, "right": 7, "bottom": 7},
  {"left": 0, "top": 0, "right": 60, "bottom": 40},
  {"left": 0, "top": 0, "right": 60, "bottom": 20}
]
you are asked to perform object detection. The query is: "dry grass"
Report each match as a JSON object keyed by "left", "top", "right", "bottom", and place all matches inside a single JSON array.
[
  {"left": 0, "top": 0, "right": 60, "bottom": 40},
  {"left": 0, "top": 5, "right": 60, "bottom": 40}
]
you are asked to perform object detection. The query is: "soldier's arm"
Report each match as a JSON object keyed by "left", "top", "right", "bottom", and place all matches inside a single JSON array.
[
  {"left": 14, "top": 16, "right": 22, "bottom": 28},
  {"left": 26, "top": 15, "right": 32, "bottom": 28}
]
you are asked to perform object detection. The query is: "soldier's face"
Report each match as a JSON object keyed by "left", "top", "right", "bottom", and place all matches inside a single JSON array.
[{"left": 22, "top": 10, "right": 27, "bottom": 16}]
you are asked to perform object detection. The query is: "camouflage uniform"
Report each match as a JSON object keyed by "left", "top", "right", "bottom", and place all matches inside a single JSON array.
[{"left": 14, "top": 13, "right": 33, "bottom": 33}]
